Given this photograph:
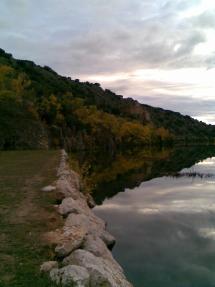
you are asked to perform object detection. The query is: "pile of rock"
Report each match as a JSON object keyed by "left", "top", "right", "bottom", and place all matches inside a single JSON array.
[{"left": 41, "top": 150, "right": 133, "bottom": 287}]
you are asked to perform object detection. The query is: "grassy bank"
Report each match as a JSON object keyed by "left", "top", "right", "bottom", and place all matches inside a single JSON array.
[{"left": 0, "top": 150, "right": 62, "bottom": 287}]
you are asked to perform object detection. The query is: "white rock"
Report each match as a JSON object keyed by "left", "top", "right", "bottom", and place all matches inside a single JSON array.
[
  {"left": 83, "top": 235, "right": 109, "bottom": 258},
  {"left": 58, "top": 197, "right": 81, "bottom": 216},
  {"left": 56, "top": 178, "right": 79, "bottom": 199},
  {"left": 83, "top": 235, "right": 121, "bottom": 272},
  {"left": 50, "top": 268, "right": 61, "bottom": 285},
  {"left": 40, "top": 261, "right": 58, "bottom": 273},
  {"left": 100, "top": 230, "right": 116, "bottom": 249},
  {"left": 41, "top": 185, "right": 56, "bottom": 192},
  {"left": 50, "top": 265, "right": 90, "bottom": 286},
  {"left": 55, "top": 226, "right": 86, "bottom": 258},
  {"left": 44, "top": 150, "right": 133, "bottom": 287},
  {"left": 63, "top": 249, "right": 132, "bottom": 287},
  {"left": 65, "top": 213, "right": 105, "bottom": 232}
]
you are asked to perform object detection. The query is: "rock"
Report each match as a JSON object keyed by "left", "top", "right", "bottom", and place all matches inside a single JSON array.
[
  {"left": 83, "top": 235, "right": 109, "bottom": 258},
  {"left": 65, "top": 213, "right": 105, "bottom": 233},
  {"left": 100, "top": 231, "right": 116, "bottom": 249},
  {"left": 50, "top": 265, "right": 90, "bottom": 286},
  {"left": 43, "top": 226, "right": 86, "bottom": 258},
  {"left": 58, "top": 197, "right": 81, "bottom": 216},
  {"left": 40, "top": 261, "right": 58, "bottom": 273},
  {"left": 41, "top": 185, "right": 56, "bottom": 192},
  {"left": 50, "top": 268, "right": 61, "bottom": 285},
  {"left": 43, "top": 150, "right": 133, "bottom": 287},
  {"left": 85, "top": 194, "right": 96, "bottom": 208},
  {"left": 63, "top": 249, "right": 132, "bottom": 287},
  {"left": 56, "top": 178, "right": 79, "bottom": 199},
  {"left": 83, "top": 235, "right": 120, "bottom": 270},
  {"left": 55, "top": 226, "right": 86, "bottom": 258},
  {"left": 64, "top": 207, "right": 116, "bottom": 248}
]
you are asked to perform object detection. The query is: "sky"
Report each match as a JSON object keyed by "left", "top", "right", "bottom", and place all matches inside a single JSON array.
[{"left": 1, "top": 0, "right": 215, "bottom": 124}]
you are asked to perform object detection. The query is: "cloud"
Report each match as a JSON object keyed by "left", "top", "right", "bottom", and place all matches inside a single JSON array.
[
  {"left": 88, "top": 72, "right": 215, "bottom": 124},
  {"left": 191, "top": 10, "right": 215, "bottom": 28},
  {"left": 0, "top": 0, "right": 211, "bottom": 73},
  {"left": 0, "top": 0, "right": 215, "bottom": 123}
]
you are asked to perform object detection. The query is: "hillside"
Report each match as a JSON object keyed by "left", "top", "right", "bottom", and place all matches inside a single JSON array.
[{"left": 0, "top": 48, "right": 214, "bottom": 151}]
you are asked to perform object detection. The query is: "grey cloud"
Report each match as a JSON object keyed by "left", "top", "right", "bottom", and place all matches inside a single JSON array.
[
  {"left": 0, "top": 0, "right": 212, "bottom": 76},
  {"left": 101, "top": 77, "right": 215, "bottom": 123},
  {"left": 1, "top": 0, "right": 215, "bottom": 123},
  {"left": 138, "top": 94, "right": 215, "bottom": 124},
  {"left": 53, "top": 21, "right": 207, "bottom": 75},
  {"left": 191, "top": 10, "right": 215, "bottom": 28}
]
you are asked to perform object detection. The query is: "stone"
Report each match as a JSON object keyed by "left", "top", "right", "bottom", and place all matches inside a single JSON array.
[
  {"left": 85, "top": 194, "right": 96, "bottom": 208},
  {"left": 83, "top": 235, "right": 121, "bottom": 271},
  {"left": 100, "top": 230, "right": 116, "bottom": 249},
  {"left": 40, "top": 261, "right": 58, "bottom": 273},
  {"left": 58, "top": 197, "right": 81, "bottom": 216},
  {"left": 64, "top": 206, "right": 116, "bottom": 248},
  {"left": 44, "top": 150, "right": 133, "bottom": 287},
  {"left": 41, "top": 185, "right": 56, "bottom": 192},
  {"left": 50, "top": 265, "right": 90, "bottom": 286},
  {"left": 43, "top": 226, "right": 86, "bottom": 258},
  {"left": 65, "top": 213, "right": 105, "bottom": 234},
  {"left": 56, "top": 178, "right": 79, "bottom": 199},
  {"left": 83, "top": 235, "right": 109, "bottom": 258},
  {"left": 50, "top": 268, "right": 61, "bottom": 285},
  {"left": 55, "top": 227, "right": 86, "bottom": 258},
  {"left": 63, "top": 249, "right": 132, "bottom": 287}
]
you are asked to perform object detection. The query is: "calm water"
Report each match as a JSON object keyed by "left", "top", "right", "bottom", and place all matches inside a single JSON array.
[{"left": 93, "top": 150, "right": 215, "bottom": 287}]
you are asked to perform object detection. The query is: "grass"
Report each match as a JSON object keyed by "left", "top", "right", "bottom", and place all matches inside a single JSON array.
[{"left": 0, "top": 150, "right": 62, "bottom": 287}]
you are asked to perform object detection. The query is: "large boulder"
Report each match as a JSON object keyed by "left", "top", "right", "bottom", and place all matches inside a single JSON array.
[
  {"left": 50, "top": 265, "right": 90, "bottom": 286},
  {"left": 58, "top": 197, "right": 81, "bottom": 216},
  {"left": 56, "top": 177, "right": 79, "bottom": 199},
  {"left": 65, "top": 213, "right": 104, "bottom": 232},
  {"left": 55, "top": 226, "right": 86, "bottom": 258},
  {"left": 83, "top": 235, "right": 121, "bottom": 271},
  {"left": 58, "top": 197, "right": 91, "bottom": 217},
  {"left": 63, "top": 249, "right": 132, "bottom": 287},
  {"left": 65, "top": 212, "right": 115, "bottom": 248},
  {"left": 43, "top": 226, "right": 86, "bottom": 258}
]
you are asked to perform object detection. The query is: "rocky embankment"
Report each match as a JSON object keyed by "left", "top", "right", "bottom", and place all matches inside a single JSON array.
[{"left": 41, "top": 150, "right": 133, "bottom": 287}]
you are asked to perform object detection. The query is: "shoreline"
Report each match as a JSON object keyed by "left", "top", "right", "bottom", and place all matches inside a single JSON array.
[{"left": 41, "top": 149, "right": 133, "bottom": 286}]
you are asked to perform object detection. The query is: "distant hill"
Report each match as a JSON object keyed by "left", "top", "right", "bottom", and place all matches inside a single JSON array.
[{"left": 0, "top": 48, "right": 214, "bottom": 151}]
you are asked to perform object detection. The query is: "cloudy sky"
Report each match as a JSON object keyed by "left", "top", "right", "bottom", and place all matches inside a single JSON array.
[{"left": 1, "top": 0, "right": 215, "bottom": 123}]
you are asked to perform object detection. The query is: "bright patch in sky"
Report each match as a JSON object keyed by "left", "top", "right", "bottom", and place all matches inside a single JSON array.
[
  {"left": 181, "top": 0, "right": 215, "bottom": 17},
  {"left": 194, "top": 30, "right": 215, "bottom": 56}
]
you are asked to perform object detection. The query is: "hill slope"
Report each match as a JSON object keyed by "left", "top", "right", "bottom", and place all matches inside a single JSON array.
[{"left": 0, "top": 48, "right": 214, "bottom": 151}]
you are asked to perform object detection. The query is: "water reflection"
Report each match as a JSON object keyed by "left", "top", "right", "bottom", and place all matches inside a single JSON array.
[
  {"left": 91, "top": 148, "right": 215, "bottom": 287},
  {"left": 76, "top": 146, "right": 215, "bottom": 205}
]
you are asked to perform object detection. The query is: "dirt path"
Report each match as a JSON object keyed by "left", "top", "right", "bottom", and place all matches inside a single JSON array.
[{"left": 0, "top": 150, "right": 61, "bottom": 287}]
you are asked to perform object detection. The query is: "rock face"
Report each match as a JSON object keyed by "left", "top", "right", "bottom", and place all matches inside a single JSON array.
[{"left": 41, "top": 150, "right": 133, "bottom": 287}]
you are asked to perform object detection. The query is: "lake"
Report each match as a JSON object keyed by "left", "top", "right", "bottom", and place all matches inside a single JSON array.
[{"left": 86, "top": 147, "right": 215, "bottom": 287}]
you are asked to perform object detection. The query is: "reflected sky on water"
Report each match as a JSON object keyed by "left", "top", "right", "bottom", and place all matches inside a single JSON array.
[{"left": 94, "top": 156, "right": 215, "bottom": 287}]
